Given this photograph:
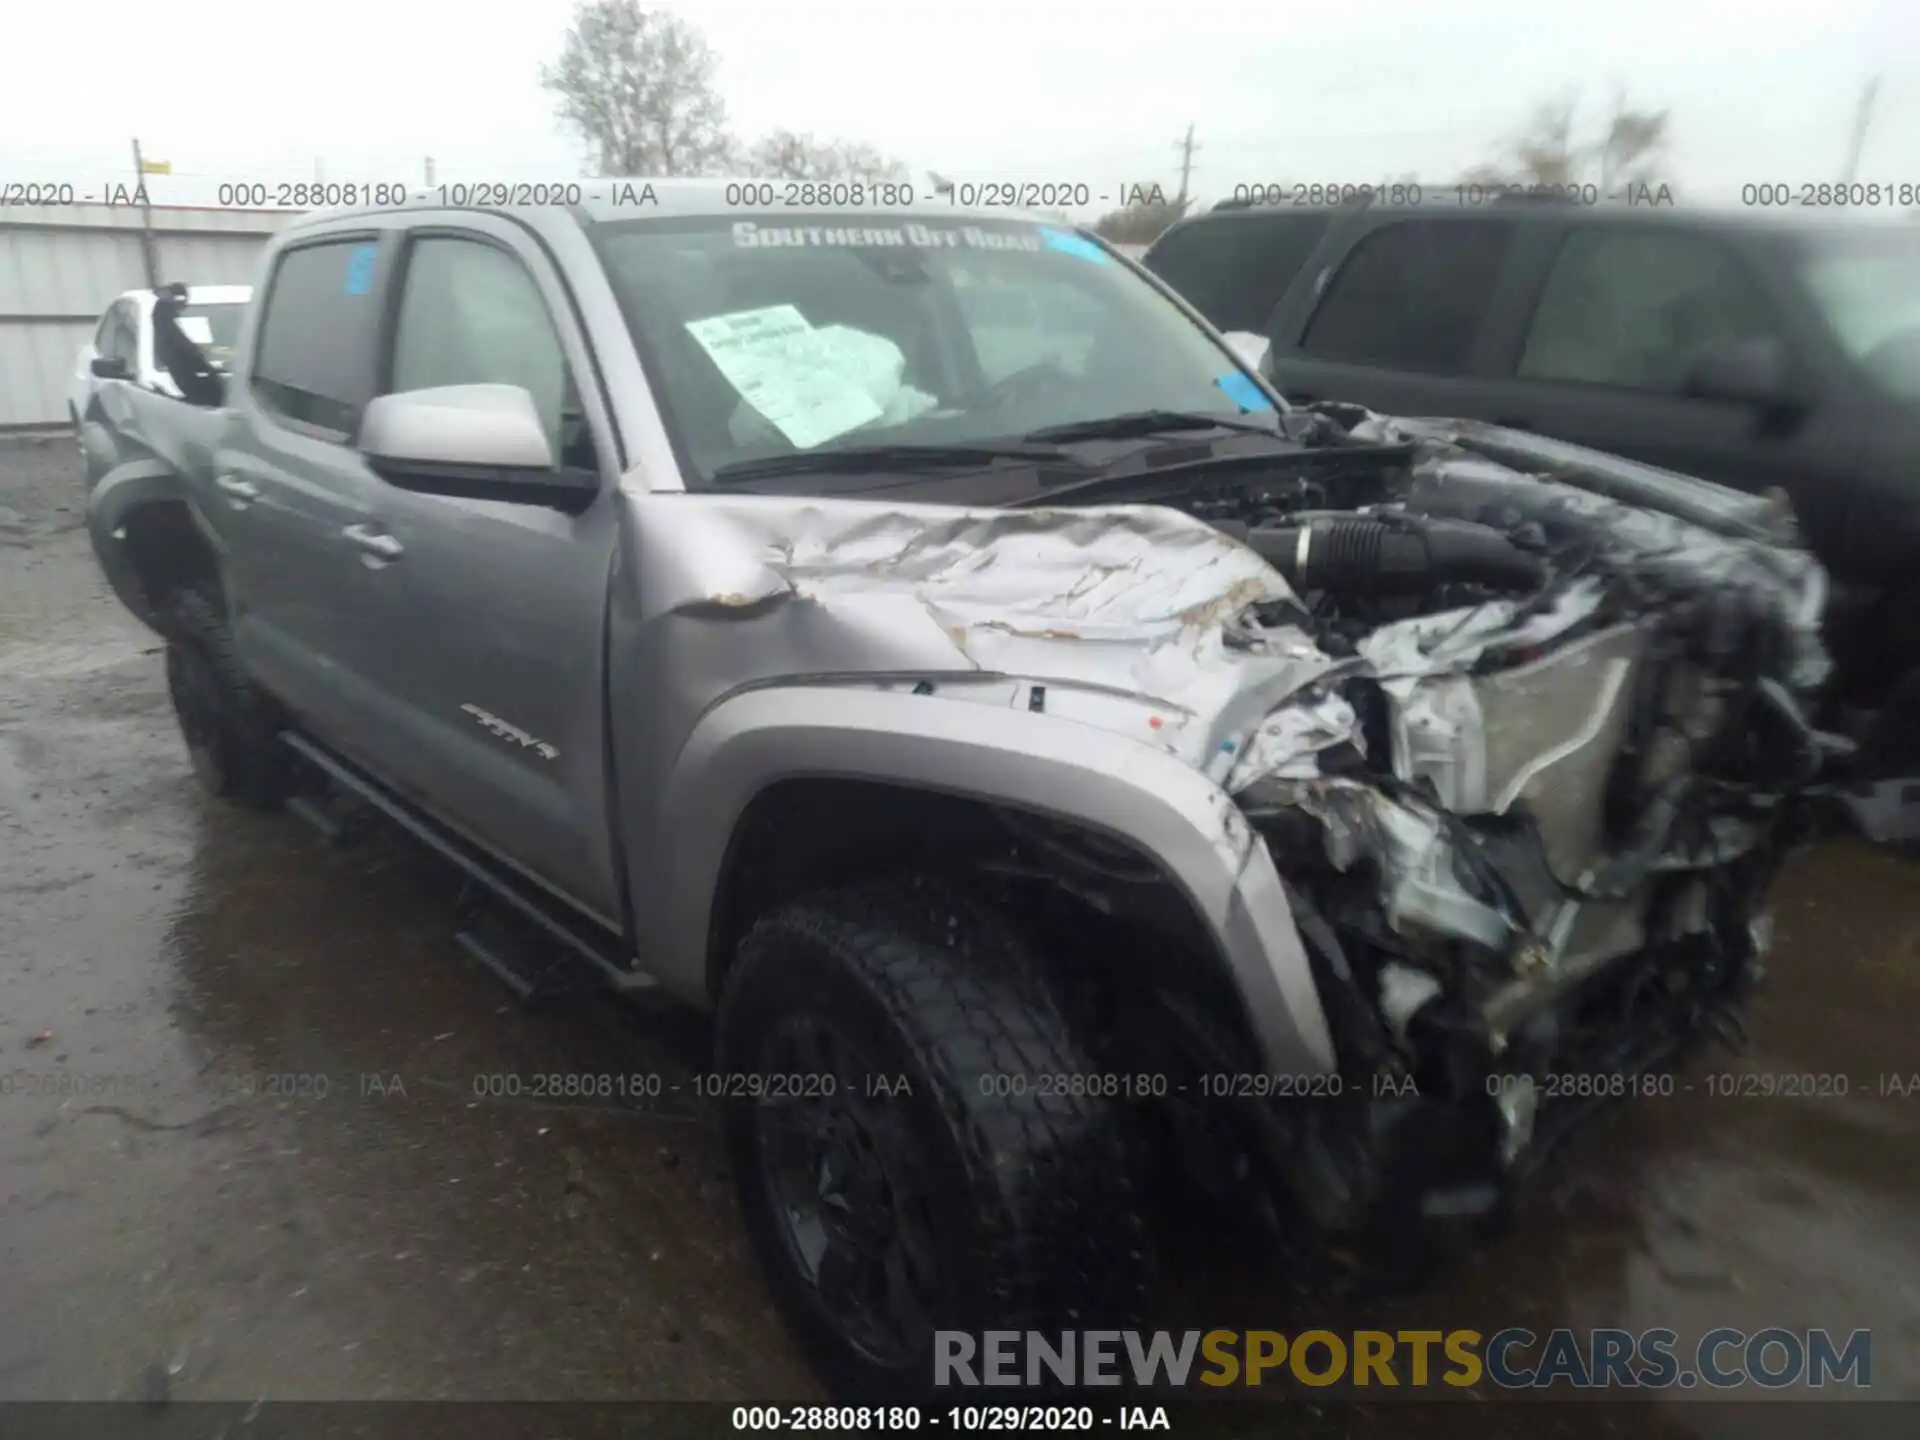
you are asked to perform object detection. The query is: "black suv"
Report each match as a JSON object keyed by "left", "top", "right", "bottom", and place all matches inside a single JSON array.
[{"left": 1143, "top": 199, "right": 1920, "bottom": 744}]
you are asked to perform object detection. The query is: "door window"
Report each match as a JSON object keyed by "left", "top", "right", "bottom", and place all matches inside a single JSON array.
[
  {"left": 388, "top": 236, "right": 584, "bottom": 465},
  {"left": 1518, "top": 229, "right": 1775, "bottom": 392},
  {"left": 1302, "top": 219, "right": 1512, "bottom": 371},
  {"left": 1145, "top": 212, "right": 1332, "bottom": 332},
  {"left": 251, "top": 239, "right": 384, "bottom": 434}
]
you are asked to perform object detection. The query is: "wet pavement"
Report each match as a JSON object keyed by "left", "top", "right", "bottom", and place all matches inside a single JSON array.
[{"left": 2, "top": 435, "right": 1916, "bottom": 1430}]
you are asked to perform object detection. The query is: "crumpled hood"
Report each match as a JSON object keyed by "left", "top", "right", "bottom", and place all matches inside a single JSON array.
[
  {"left": 638, "top": 409, "right": 1830, "bottom": 803},
  {"left": 646, "top": 495, "right": 1358, "bottom": 790}
]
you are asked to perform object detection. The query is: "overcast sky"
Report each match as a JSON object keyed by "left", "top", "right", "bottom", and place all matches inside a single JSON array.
[{"left": 5, "top": 0, "right": 1917, "bottom": 214}]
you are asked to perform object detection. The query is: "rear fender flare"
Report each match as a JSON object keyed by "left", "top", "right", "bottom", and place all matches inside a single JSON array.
[{"left": 86, "top": 460, "right": 225, "bottom": 635}]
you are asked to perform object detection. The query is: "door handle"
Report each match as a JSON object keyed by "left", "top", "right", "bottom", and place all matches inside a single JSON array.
[
  {"left": 215, "top": 474, "right": 259, "bottom": 506},
  {"left": 341, "top": 524, "right": 404, "bottom": 562}
]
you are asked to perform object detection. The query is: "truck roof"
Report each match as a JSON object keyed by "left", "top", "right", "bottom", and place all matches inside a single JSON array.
[{"left": 285, "top": 177, "right": 1063, "bottom": 238}]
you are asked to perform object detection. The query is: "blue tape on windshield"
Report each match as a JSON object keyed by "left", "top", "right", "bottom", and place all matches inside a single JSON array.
[
  {"left": 1214, "top": 371, "right": 1275, "bottom": 412},
  {"left": 1038, "top": 227, "right": 1111, "bottom": 264},
  {"left": 342, "top": 244, "right": 378, "bottom": 296}
]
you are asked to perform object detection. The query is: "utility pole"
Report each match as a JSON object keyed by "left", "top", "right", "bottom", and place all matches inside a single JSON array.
[
  {"left": 1173, "top": 123, "right": 1199, "bottom": 208},
  {"left": 1842, "top": 76, "right": 1880, "bottom": 187},
  {"left": 129, "top": 137, "right": 158, "bottom": 288}
]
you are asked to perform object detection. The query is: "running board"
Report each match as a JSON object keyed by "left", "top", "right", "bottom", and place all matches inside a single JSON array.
[
  {"left": 279, "top": 731, "right": 657, "bottom": 995},
  {"left": 285, "top": 788, "right": 372, "bottom": 846},
  {"left": 454, "top": 909, "right": 580, "bottom": 1007}
]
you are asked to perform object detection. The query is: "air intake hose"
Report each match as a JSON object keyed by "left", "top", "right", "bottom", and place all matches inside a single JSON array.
[{"left": 1246, "top": 516, "right": 1546, "bottom": 595}]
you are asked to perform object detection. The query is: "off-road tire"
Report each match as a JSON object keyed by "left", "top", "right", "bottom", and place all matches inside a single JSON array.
[
  {"left": 717, "top": 876, "right": 1152, "bottom": 1400},
  {"left": 162, "top": 588, "right": 293, "bottom": 809}
]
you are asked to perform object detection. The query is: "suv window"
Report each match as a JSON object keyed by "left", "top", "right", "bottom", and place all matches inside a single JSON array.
[
  {"left": 1146, "top": 212, "right": 1332, "bottom": 332},
  {"left": 1793, "top": 227, "right": 1920, "bottom": 400},
  {"left": 1518, "top": 229, "right": 1775, "bottom": 392},
  {"left": 388, "top": 236, "right": 580, "bottom": 463},
  {"left": 252, "top": 240, "right": 383, "bottom": 433},
  {"left": 1302, "top": 219, "right": 1512, "bottom": 371}
]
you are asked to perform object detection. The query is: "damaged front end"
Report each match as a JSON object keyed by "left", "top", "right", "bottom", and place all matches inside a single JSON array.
[
  {"left": 644, "top": 403, "right": 1834, "bottom": 1263},
  {"left": 1132, "top": 408, "right": 1836, "bottom": 1250}
]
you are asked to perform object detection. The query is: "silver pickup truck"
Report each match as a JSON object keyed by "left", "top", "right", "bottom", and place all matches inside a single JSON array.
[{"left": 81, "top": 182, "right": 1833, "bottom": 1396}]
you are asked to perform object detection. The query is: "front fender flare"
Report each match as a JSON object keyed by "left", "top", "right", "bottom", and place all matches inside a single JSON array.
[{"left": 644, "top": 685, "right": 1338, "bottom": 1075}]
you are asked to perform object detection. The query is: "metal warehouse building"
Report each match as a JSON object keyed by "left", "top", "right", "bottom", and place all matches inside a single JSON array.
[{"left": 0, "top": 203, "right": 297, "bottom": 430}]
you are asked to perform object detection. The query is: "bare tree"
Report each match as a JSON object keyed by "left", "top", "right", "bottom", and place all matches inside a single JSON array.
[
  {"left": 1595, "top": 91, "right": 1670, "bottom": 191},
  {"left": 744, "top": 129, "right": 909, "bottom": 184},
  {"left": 1463, "top": 89, "right": 1670, "bottom": 191},
  {"left": 541, "top": 0, "right": 733, "bottom": 176}
]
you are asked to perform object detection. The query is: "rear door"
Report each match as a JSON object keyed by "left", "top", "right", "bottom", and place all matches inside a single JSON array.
[
  {"left": 217, "top": 231, "right": 405, "bottom": 766},
  {"left": 1265, "top": 215, "right": 1527, "bottom": 413},
  {"left": 355, "top": 216, "right": 623, "bottom": 924},
  {"left": 1470, "top": 221, "right": 1864, "bottom": 554}
]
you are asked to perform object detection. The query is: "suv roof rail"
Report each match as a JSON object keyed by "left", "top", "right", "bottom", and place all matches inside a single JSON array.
[
  {"left": 1487, "top": 187, "right": 1582, "bottom": 205},
  {"left": 1208, "top": 188, "right": 1380, "bottom": 215}
]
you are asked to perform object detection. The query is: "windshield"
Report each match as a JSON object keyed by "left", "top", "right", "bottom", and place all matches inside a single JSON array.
[
  {"left": 1793, "top": 229, "right": 1920, "bottom": 401},
  {"left": 592, "top": 215, "right": 1270, "bottom": 486},
  {"left": 178, "top": 301, "right": 248, "bottom": 372}
]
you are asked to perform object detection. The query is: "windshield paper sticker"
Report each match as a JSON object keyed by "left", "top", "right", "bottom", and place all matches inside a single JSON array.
[
  {"left": 1037, "top": 227, "right": 1111, "bottom": 264},
  {"left": 733, "top": 221, "right": 1042, "bottom": 252},
  {"left": 342, "top": 244, "right": 378, "bottom": 296},
  {"left": 1214, "top": 371, "right": 1275, "bottom": 413},
  {"left": 685, "top": 305, "right": 885, "bottom": 449}
]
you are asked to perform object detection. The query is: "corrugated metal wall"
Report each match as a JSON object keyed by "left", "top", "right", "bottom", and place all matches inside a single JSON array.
[{"left": 0, "top": 204, "right": 297, "bottom": 429}]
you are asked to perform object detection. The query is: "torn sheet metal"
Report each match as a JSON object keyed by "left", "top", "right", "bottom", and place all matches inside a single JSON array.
[
  {"left": 1347, "top": 409, "right": 1830, "bottom": 690},
  {"left": 644, "top": 402, "right": 1832, "bottom": 962},
  {"left": 661, "top": 496, "right": 1360, "bottom": 774}
]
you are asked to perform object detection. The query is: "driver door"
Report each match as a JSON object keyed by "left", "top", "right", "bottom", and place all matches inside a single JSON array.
[{"left": 351, "top": 218, "right": 624, "bottom": 924}]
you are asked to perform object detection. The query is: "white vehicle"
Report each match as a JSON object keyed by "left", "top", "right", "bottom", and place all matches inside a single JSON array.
[{"left": 68, "top": 285, "right": 251, "bottom": 422}]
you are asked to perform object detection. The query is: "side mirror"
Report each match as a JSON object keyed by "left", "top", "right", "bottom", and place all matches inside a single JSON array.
[
  {"left": 91, "top": 355, "right": 131, "bottom": 380},
  {"left": 1222, "top": 330, "right": 1273, "bottom": 378},
  {"left": 358, "top": 384, "right": 595, "bottom": 511},
  {"left": 1685, "top": 336, "right": 1801, "bottom": 412}
]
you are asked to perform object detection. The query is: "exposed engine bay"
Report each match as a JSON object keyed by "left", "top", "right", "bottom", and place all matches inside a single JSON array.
[
  {"left": 1163, "top": 406, "right": 1828, "bottom": 970},
  {"left": 995, "top": 402, "right": 1836, "bottom": 1238}
]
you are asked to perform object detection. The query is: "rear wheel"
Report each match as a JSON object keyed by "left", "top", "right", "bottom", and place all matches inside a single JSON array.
[
  {"left": 716, "top": 877, "right": 1151, "bottom": 1399},
  {"left": 162, "top": 589, "right": 293, "bottom": 809}
]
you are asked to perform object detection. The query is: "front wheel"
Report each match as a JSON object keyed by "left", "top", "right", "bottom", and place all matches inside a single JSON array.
[
  {"left": 162, "top": 589, "right": 293, "bottom": 809},
  {"left": 716, "top": 878, "right": 1151, "bottom": 1399}
]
